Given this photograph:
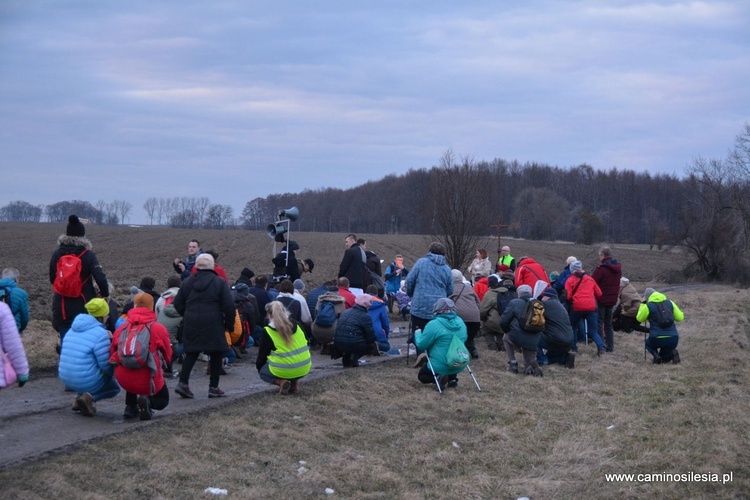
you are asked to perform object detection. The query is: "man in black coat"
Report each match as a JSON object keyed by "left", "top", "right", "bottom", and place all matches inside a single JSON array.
[
  {"left": 49, "top": 215, "right": 109, "bottom": 342},
  {"left": 173, "top": 253, "right": 235, "bottom": 399},
  {"left": 338, "top": 234, "right": 366, "bottom": 292}
]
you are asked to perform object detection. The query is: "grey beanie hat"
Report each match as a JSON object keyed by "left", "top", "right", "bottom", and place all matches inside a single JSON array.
[
  {"left": 517, "top": 284, "right": 532, "bottom": 297},
  {"left": 570, "top": 260, "right": 583, "bottom": 273},
  {"left": 433, "top": 297, "right": 456, "bottom": 314},
  {"left": 644, "top": 287, "right": 656, "bottom": 301},
  {"left": 293, "top": 279, "right": 305, "bottom": 292}
]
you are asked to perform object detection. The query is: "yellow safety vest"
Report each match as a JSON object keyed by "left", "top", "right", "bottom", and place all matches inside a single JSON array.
[
  {"left": 265, "top": 325, "right": 312, "bottom": 379},
  {"left": 498, "top": 254, "right": 514, "bottom": 267}
]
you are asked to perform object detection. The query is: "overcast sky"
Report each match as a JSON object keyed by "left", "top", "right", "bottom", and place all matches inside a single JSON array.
[{"left": 1, "top": 1, "right": 748, "bottom": 223}]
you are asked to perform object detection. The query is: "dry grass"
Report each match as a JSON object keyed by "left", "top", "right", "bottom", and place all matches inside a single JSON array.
[{"left": 2, "top": 287, "right": 749, "bottom": 498}]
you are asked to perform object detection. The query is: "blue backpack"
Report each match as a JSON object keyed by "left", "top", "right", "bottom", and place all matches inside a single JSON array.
[{"left": 314, "top": 301, "right": 337, "bottom": 328}]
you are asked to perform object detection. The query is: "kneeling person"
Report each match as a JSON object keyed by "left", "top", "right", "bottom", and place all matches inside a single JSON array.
[
  {"left": 59, "top": 298, "right": 121, "bottom": 417},
  {"left": 256, "top": 301, "right": 312, "bottom": 394},
  {"left": 111, "top": 293, "right": 172, "bottom": 420},
  {"left": 536, "top": 288, "right": 575, "bottom": 368},
  {"left": 499, "top": 284, "right": 544, "bottom": 376},
  {"left": 414, "top": 298, "right": 468, "bottom": 389}
]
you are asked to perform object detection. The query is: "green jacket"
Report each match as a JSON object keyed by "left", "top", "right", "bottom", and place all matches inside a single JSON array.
[{"left": 415, "top": 312, "right": 467, "bottom": 376}]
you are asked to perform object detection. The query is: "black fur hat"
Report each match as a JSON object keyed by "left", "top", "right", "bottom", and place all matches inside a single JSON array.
[{"left": 66, "top": 215, "right": 86, "bottom": 237}]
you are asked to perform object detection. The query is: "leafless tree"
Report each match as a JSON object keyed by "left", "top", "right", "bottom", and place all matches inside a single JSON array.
[{"left": 143, "top": 197, "right": 158, "bottom": 225}]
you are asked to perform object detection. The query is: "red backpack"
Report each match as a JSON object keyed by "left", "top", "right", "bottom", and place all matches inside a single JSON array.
[{"left": 53, "top": 249, "right": 89, "bottom": 298}]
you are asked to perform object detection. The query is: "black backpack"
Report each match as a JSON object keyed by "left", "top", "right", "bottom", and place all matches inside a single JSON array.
[
  {"left": 653, "top": 300, "right": 675, "bottom": 328},
  {"left": 0, "top": 287, "right": 11, "bottom": 307}
]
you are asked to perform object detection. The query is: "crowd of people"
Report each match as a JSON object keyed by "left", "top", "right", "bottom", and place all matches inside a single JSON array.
[{"left": 0, "top": 217, "right": 686, "bottom": 414}]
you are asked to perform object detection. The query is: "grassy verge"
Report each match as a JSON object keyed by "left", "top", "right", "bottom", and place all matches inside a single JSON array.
[{"left": 2, "top": 287, "right": 748, "bottom": 498}]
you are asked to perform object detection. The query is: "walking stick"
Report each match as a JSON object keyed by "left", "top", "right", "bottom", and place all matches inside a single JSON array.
[
  {"left": 465, "top": 364, "right": 482, "bottom": 392},
  {"left": 424, "top": 351, "right": 443, "bottom": 394},
  {"left": 406, "top": 318, "right": 413, "bottom": 366}
]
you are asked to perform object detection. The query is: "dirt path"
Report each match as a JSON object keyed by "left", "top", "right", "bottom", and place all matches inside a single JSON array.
[{"left": 0, "top": 323, "right": 412, "bottom": 469}]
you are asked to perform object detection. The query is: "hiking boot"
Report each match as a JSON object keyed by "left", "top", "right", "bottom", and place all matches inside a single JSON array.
[
  {"left": 413, "top": 353, "right": 428, "bottom": 369},
  {"left": 672, "top": 349, "right": 681, "bottom": 364},
  {"left": 565, "top": 352, "right": 576, "bottom": 369},
  {"left": 288, "top": 380, "right": 300, "bottom": 395},
  {"left": 208, "top": 387, "right": 226, "bottom": 398},
  {"left": 137, "top": 395, "right": 153, "bottom": 420},
  {"left": 530, "top": 361, "right": 543, "bottom": 377},
  {"left": 123, "top": 404, "right": 139, "bottom": 419},
  {"left": 447, "top": 379, "right": 458, "bottom": 389},
  {"left": 320, "top": 343, "right": 331, "bottom": 356},
  {"left": 71, "top": 397, "right": 81, "bottom": 413},
  {"left": 508, "top": 360, "right": 519, "bottom": 374},
  {"left": 438, "top": 375, "right": 450, "bottom": 390},
  {"left": 652, "top": 355, "right": 663, "bottom": 365},
  {"left": 275, "top": 379, "right": 291, "bottom": 395},
  {"left": 598, "top": 349, "right": 606, "bottom": 357},
  {"left": 175, "top": 382, "right": 194, "bottom": 399},
  {"left": 470, "top": 348, "right": 479, "bottom": 360},
  {"left": 76, "top": 393, "right": 96, "bottom": 417}
]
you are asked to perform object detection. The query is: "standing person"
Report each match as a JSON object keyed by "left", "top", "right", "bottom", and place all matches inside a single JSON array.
[
  {"left": 338, "top": 234, "right": 366, "bottom": 293},
  {"left": 58, "top": 298, "right": 120, "bottom": 416},
  {"left": 272, "top": 240, "right": 301, "bottom": 282},
  {"left": 405, "top": 241, "right": 453, "bottom": 344},
  {"left": 256, "top": 301, "right": 312, "bottom": 394},
  {"left": 514, "top": 256, "right": 549, "bottom": 291},
  {"left": 637, "top": 288, "right": 684, "bottom": 364},
  {"left": 499, "top": 284, "right": 544, "bottom": 376},
  {"left": 565, "top": 260, "right": 606, "bottom": 356},
  {"left": 173, "top": 239, "right": 204, "bottom": 280},
  {"left": 332, "top": 294, "right": 377, "bottom": 368},
  {"left": 0, "top": 301, "right": 29, "bottom": 390},
  {"left": 0, "top": 268, "right": 29, "bottom": 334},
  {"left": 536, "top": 288, "right": 576, "bottom": 368},
  {"left": 384, "top": 254, "right": 409, "bottom": 313},
  {"left": 617, "top": 277, "right": 649, "bottom": 333},
  {"left": 467, "top": 249, "right": 492, "bottom": 285},
  {"left": 172, "top": 253, "right": 235, "bottom": 399},
  {"left": 413, "top": 298, "right": 468, "bottom": 389},
  {"left": 360, "top": 239, "right": 384, "bottom": 298},
  {"left": 592, "top": 246, "right": 622, "bottom": 353},
  {"left": 111, "top": 293, "right": 172, "bottom": 421},
  {"left": 496, "top": 245, "right": 516, "bottom": 273},
  {"left": 49, "top": 215, "right": 109, "bottom": 344},
  {"left": 449, "top": 270, "right": 481, "bottom": 359}
]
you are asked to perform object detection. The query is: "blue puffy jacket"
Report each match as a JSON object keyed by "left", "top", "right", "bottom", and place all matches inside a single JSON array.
[
  {"left": 367, "top": 295, "right": 390, "bottom": 343},
  {"left": 59, "top": 314, "right": 114, "bottom": 394}
]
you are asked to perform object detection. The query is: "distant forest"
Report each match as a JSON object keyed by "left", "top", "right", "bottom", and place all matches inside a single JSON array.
[{"left": 241, "top": 159, "right": 684, "bottom": 246}]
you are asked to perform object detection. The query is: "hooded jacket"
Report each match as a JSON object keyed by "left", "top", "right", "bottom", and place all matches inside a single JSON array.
[
  {"left": 541, "top": 297, "right": 574, "bottom": 349},
  {"left": 618, "top": 281, "right": 642, "bottom": 318},
  {"left": 0, "top": 278, "right": 29, "bottom": 333},
  {"left": 111, "top": 307, "right": 172, "bottom": 396},
  {"left": 155, "top": 287, "right": 180, "bottom": 316},
  {"left": 311, "top": 292, "right": 346, "bottom": 344},
  {"left": 49, "top": 235, "right": 109, "bottom": 332},
  {"left": 173, "top": 269, "right": 235, "bottom": 353},
  {"left": 0, "top": 302, "right": 28, "bottom": 388},
  {"left": 565, "top": 272, "right": 602, "bottom": 312},
  {"left": 156, "top": 303, "right": 183, "bottom": 346},
  {"left": 514, "top": 258, "right": 548, "bottom": 290},
  {"left": 450, "top": 280, "right": 481, "bottom": 323},
  {"left": 473, "top": 277, "right": 489, "bottom": 302},
  {"left": 636, "top": 291, "right": 684, "bottom": 338},
  {"left": 58, "top": 313, "right": 114, "bottom": 394},
  {"left": 414, "top": 312, "right": 468, "bottom": 376},
  {"left": 499, "top": 288, "right": 541, "bottom": 351},
  {"left": 405, "top": 253, "right": 453, "bottom": 320},
  {"left": 592, "top": 258, "right": 622, "bottom": 307}
]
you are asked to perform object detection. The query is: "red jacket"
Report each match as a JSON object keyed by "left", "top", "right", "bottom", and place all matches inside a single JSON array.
[
  {"left": 110, "top": 307, "right": 172, "bottom": 396},
  {"left": 514, "top": 258, "right": 549, "bottom": 290},
  {"left": 473, "top": 277, "right": 489, "bottom": 302},
  {"left": 338, "top": 287, "right": 356, "bottom": 309},
  {"left": 565, "top": 272, "right": 602, "bottom": 312}
]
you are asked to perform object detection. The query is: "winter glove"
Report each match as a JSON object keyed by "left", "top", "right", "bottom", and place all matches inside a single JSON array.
[{"left": 17, "top": 374, "right": 29, "bottom": 388}]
